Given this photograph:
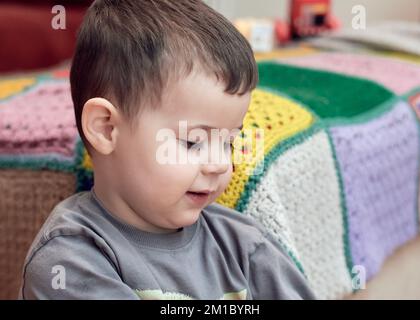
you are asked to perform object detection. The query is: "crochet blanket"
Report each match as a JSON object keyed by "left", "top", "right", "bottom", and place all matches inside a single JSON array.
[{"left": 1, "top": 51, "right": 420, "bottom": 299}]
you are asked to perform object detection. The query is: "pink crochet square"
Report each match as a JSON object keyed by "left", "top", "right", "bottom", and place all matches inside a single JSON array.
[
  {"left": 281, "top": 52, "right": 420, "bottom": 95},
  {"left": 0, "top": 81, "right": 77, "bottom": 157}
]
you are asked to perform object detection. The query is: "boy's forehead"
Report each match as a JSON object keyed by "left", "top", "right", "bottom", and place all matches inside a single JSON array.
[
  {"left": 163, "top": 70, "right": 221, "bottom": 99},
  {"left": 157, "top": 86, "right": 250, "bottom": 134},
  {"left": 161, "top": 71, "right": 243, "bottom": 112}
]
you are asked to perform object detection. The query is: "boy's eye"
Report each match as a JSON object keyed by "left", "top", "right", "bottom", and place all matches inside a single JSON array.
[
  {"left": 180, "top": 139, "right": 234, "bottom": 151},
  {"left": 181, "top": 140, "right": 202, "bottom": 150},
  {"left": 187, "top": 141, "right": 197, "bottom": 149},
  {"left": 224, "top": 141, "right": 234, "bottom": 150}
]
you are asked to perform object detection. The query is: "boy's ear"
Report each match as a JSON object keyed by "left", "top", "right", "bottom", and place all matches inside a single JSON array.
[{"left": 82, "top": 98, "right": 120, "bottom": 155}]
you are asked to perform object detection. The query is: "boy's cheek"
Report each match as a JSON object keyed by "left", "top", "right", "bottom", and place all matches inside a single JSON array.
[
  {"left": 216, "top": 165, "right": 233, "bottom": 195},
  {"left": 152, "top": 163, "right": 199, "bottom": 185}
]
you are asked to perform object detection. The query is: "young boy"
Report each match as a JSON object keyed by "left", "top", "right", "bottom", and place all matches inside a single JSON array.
[{"left": 20, "top": 0, "right": 315, "bottom": 300}]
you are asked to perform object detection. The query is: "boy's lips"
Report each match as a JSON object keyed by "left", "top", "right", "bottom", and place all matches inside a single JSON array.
[
  {"left": 188, "top": 189, "right": 214, "bottom": 194},
  {"left": 185, "top": 190, "right": 213, "bottom": 205}
]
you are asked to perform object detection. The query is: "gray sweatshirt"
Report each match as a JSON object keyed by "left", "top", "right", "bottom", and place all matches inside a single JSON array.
[{"left": 20, "top": 189, "right": 315, "bottom": 300}]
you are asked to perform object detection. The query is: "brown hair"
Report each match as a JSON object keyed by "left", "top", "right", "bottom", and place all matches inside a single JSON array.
[{"left": 70, "top": 0, "right": 258, "bottom": 148}]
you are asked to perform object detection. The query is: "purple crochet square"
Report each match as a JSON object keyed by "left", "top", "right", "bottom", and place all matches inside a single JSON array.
[{"left": 330, "top": 101, "right": 419, "bottom": 280}]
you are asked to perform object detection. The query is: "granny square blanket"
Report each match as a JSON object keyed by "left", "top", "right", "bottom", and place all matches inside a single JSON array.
[{"left": 1, "top": 52, "right": 419, "bottom": 299}]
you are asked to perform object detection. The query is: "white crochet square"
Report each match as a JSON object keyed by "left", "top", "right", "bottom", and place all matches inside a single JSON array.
[{"left": 244, "top": 130, "right": 353, "bottom": 299}]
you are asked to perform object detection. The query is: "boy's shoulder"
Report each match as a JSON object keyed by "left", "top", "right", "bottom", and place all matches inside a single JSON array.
[
  {"left": 28, "top": 191, "right": 104, "bottom": 252},
  {"left": 201, "top": 202, "right": 271, "bottom": 251},
  {"left": 202, "top": 202, "right": 262, "bottom": 228}
]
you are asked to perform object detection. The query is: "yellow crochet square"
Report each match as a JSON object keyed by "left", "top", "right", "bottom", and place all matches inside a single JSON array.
[
  {"left": 82, "top": 148, "right": 93, "bottom": 170},
  {"left": 0, "top": 78, "right": 36, "bottom": 100},
  {"left": 216, "top": 89, "right": 314, "bottom": 209}
]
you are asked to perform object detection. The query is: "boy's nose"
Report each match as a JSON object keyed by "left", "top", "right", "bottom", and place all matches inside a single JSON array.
[
  {"left": 199, "top": 141, "right": 231, "bottom": 175},
  {"left": 200, "top": 162, "right": 230, "bottom": 175}
]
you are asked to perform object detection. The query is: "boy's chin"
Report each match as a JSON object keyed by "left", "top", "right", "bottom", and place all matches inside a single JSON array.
[{"left": 171, "top": 208, "right": 203, "bottom": 229}]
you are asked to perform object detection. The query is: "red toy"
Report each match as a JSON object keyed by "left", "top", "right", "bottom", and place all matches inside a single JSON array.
[{"left": 276, "top": 0, "right": 340, "bottom": 44}]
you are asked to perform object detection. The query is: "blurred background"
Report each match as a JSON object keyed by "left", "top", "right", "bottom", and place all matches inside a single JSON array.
[
  {"left": 206, "top": 0, "right": 420, "bottom": 26},
  {"left": 1, "top": 0, "right": 420, "bottom": 73}
]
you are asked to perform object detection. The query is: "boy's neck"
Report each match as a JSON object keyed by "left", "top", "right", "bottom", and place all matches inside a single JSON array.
[{"left": 92, "top": 175, "right": 177, "bottom": 234}]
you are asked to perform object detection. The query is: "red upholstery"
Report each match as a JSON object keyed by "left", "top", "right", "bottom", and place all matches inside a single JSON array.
[{"left": 0, "top": 1, "right": 92, "bottom": 73}]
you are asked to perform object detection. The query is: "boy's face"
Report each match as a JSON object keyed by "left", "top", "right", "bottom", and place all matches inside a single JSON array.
[{"left": 111, "top": 70, "right": 251, "bottom": 233}]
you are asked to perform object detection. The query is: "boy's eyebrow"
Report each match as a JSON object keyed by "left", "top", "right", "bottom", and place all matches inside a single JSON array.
[{"left": 188, "top": 124, "right": 244, "bottom": 131}]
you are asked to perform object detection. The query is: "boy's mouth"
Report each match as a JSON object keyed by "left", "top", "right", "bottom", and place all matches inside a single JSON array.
[{"left": 185, "top": 190, "right": 213, "bottom": 205}]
